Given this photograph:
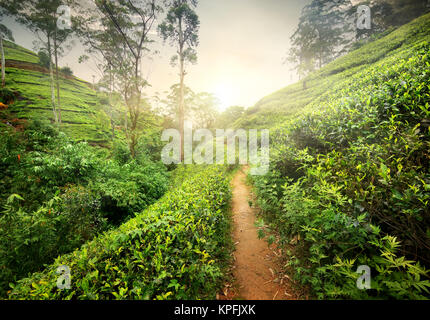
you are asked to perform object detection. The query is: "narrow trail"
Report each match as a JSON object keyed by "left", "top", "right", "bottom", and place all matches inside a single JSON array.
[{"left": 223, "top": 167, "right": 297, "bottom": 300}]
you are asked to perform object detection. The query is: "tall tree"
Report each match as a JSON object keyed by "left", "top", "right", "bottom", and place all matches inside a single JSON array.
[
  {"left": 72, "top": 0, "right": 162, "bottom": 157},
  {"left": 288, "top": 0, "right": 354, "bottom": 84},
  {"left": 215, "top": 105, "right": 245, "bottom": 129},
  {"left": 353, "top": 0, "right": 429, "bottom": 41},
  {"left": 157, "top": 84, "right": 218, "bottom": 128},
  {"left": 158, "top": 0, "right": 200, "bottom": 161},
  {"left": 0, "top": 0, "right": 72, "bottom": 123},
  {"left": 53, "top": 13, "right": 73, "bottom": 124},
  {"left": 156, "top": 83, "right": 195, "bottom": 126},
  {"left": 0, "top": 24, "right": 14, "bottom": 88},
  {"left": 191, "top": 92, "right": 219, "bottom": 128}
]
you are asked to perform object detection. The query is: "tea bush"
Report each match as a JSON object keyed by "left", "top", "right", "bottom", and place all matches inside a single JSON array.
[
  {"left": 0, "top": 120, "right": 169, "bottom": 296},
  {"left": 0, "top": 189, "right": 106, "bottom": 295},
  {"left": 0, "top": 87, "right": 15, "bottom": 104},
  {"left": 90, "top": 160, "right": 169, "bottom": 223},
  {"left": 0, "top": 120, "right": 168, "bottom": 217},
  {"left": 250, "top": 30, "right": 430, "bottom": 298},
  {"left": 8, "top": 165, "right": 232, "bottom": 300}
]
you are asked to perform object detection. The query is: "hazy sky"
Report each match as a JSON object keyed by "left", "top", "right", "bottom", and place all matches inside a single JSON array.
[{"left": 2, "top": 0, "right": 310, "bottom": 111}]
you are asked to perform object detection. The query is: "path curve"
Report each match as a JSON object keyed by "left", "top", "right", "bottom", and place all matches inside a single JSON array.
[{"left": 225, "top": 167, "right": 295, "bottom": 300}]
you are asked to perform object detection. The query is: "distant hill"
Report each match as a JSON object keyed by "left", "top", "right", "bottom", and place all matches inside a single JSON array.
[
  {"left": 1, "top": 40, "right": 111, "bottom": 144},
  {"left": 235, "top": 12, "right": 430, "bottom": 129}
]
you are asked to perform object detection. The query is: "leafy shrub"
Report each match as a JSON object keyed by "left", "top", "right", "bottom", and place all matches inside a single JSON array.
[
  {"left": 37, "top": 50, "right": 50, "bottom": 69},
  {"left": 8, "top": 166, "right": 232, "bottom": 300},
  {"left": 0, "top": 120, "right": 170, "bottom": 296},
  {"left": 54, "top": 185, "right": 106, "bottom": 251},
  {"left": 0, "top": 87, "right": 15, "bottom": 104},
  {"left": 250, "top": 39, "right": 430, "bottom": 299},
  {"left": 1, "top": 121, "right": 168, "bottom": 219},
  {"left": 0, "top": 188, "right": 105, "bottom": 296},
  {"left": 90, "top": 160, "right": 169, "bottom": 224},
  {"left": 112, "top": 141, "right": 132, "bottom": 166},
  {"left": 0, "top": 194, "right": 59, "bottom": 296},
  {"left": 7, "top": 139, "right": 100, "bottom": 209},
  {"left": 60, "top": 67, "right": 73, "bottom": 76}
]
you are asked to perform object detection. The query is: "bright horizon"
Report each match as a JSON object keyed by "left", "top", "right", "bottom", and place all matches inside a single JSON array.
[{"left": 2, "top": 0, "right": 310, "bottom": 111}]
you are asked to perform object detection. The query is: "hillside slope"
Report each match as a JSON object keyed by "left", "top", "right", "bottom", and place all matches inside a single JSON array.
[
  {"left": 236, "top": 13, "right": 430, "bottom": 129},
  {"left": 246, "top": 13, "right": 430, "bottom": 299},
  {"left": 1, "top": 40, "right": 111, "bottom": 144}
]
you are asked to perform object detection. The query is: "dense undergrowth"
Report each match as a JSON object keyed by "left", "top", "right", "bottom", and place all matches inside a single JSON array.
[
  {"left": 250, "top": 14, "right": 430, "bottom": 299},
  {"left": 0, "top": 119, "right": 168, "bottom": 297},
  {"left": 1, "top": 35, "right": 235, "bottom": 301},
  {"left": 7, "top": 165, "right": 233, "bottom": 300}
]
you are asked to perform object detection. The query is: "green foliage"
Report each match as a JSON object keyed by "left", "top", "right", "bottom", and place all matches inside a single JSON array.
[
  {"left": 37, "top": 50, "right": 50, "bottom": 69},
  {"left": 3, "top": 40, "right": 39, "bottom": 64},
  {"left": 112, "top": 140, "right": 132, "bottom": 165},
  {"left": 3, "top": 41, "right": 111, "bottom": 142},
  {"left": 0, "top": 194, "right": 59, "bottom": 296},
  {"left": 237, "top": 13, "right": 430, "bottom": 129},
  {"left": 8, "top": 166, "right": 232, "bottom": 300},
  {"left": 0, "top": 119, "right": 169, "bottom": 215},
  {"left": 215, "top": 105, "right": 245, "bottom": 129},
  {"left": 326, "top": 236, "right": 430, "bottom": 299},
  {"left": 90, "top": 159, "right": 169, "bottom": 223},
  {"left": 0, "top": 120, "right": 169, "bottom": 296},
  {"left": 60, "top": 66, "right": 73, "bottom": 76},
  {"left": 249, "top": 15, "right": 430, "bottom": 300},
  {"left": 54, "top": 185, "right": 106, "bottom": 249},
  {"left": 0, "top": 87, "right": 14, "bottom": 104},
  {"left": 0, "top": 189, "right": 105, "bottom": 296}
]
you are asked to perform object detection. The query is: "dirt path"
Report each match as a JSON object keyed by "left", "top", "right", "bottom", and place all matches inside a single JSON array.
[{"left": 223, "top": 167, "right": 296, "bottom": 300}]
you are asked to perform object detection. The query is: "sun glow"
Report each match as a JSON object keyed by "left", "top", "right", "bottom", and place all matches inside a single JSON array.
[{"left": 213, "top": 83, "right": 235, "bottom": 111}]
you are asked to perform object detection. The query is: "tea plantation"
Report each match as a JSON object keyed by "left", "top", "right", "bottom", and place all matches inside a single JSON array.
[
  {"left": 2, "top": 40, "right": 111, "bottom": 144},
  {"left": 8, "top": 165, "right": 233, "bottom": 299},
  {"left": 248, "top": 13, "right": 430, "bottom": 299},
  {"left": 1, "top": 8, "right": 429, "bottom": 302}
]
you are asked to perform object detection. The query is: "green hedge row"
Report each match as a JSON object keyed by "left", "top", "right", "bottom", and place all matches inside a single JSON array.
[{"left": 8, "top": 165, "right": 232, "bottom": 300}]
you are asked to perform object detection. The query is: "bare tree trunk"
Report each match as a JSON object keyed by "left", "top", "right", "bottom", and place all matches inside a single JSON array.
[
  {"left": 179, "top": 56, "right": 185, "bottom": 162},
  {"left": 178, "top": 18, "right": 185, "bottom": 162},
  {"left": 128, "top": 58, "right": 142, "bottom": 158},
  {"left": 124, "top": 109, "right": 128, "bottom": 135},
  {"left": 47, "top": 36, "right": 58, "bottom": 123},
  {"left": 109, "top": 65, "right": 115, "bottom": 141},
  {"left": 1, "top": 36, "right": 5, "bottom": 88},
  {"left": 54, "top": 34, "right": 62, "bottom": 124}
]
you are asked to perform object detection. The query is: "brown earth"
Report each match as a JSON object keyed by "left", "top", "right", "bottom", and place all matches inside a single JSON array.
[{"left": 219, "top": 167, "right": 299, "bottom": 300}]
